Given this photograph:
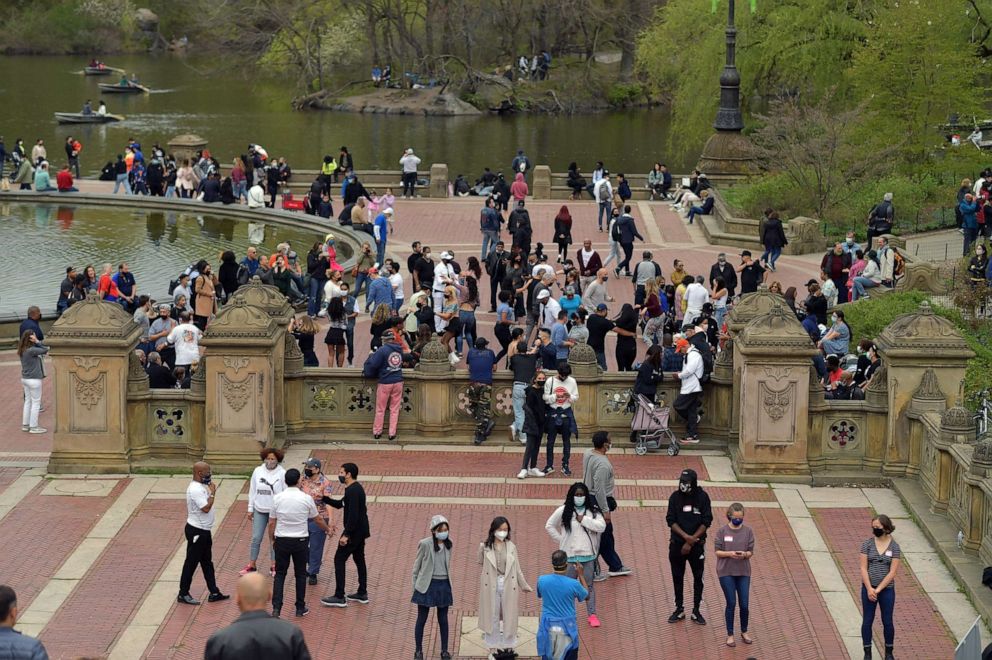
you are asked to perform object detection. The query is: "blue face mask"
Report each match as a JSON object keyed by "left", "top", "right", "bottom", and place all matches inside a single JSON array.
[
  {"left": 201, "top": 474, "right": 212, "bottom": 485},
  {"left": 435, "top": 531, "right": 449, "bottom": 541},
  {"left": 730, "top": 517, "right": 743, "bottom": 526},
  {"left": 573, "top": 496, "right": 586, "bottom": 508}
]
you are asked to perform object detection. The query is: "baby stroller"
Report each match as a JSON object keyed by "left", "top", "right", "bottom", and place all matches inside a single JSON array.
[{"left": 630, "top": 394, "right": 680, "bottom": 456}]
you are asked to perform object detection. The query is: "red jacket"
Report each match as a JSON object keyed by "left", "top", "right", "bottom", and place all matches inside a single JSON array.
[{"left": 56, "top": 170, "right": 74, "bottom": 191}]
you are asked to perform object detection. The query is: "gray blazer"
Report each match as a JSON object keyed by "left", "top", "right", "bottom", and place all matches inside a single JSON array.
[
  {"left": 412, "top": 536, "right": 450, "bottom": 594},
  {"left": 20, "top": 344, "right": 49, "bottom": 380}
]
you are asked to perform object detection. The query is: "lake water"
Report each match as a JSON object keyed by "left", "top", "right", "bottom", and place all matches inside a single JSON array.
[
  {"left": 0, "top": 55, "right": 691, "bottom": 178},
  {"left": 0, "top": 201, "right": 330, "bottom": 314}
]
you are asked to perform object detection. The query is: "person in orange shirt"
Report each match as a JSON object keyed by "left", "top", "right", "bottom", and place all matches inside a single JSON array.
[{"left": 56, "top": 164, "right": 77, "bottom": 192}]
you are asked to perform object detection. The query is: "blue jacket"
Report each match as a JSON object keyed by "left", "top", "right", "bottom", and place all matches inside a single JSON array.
[
  {"left": 616, "top": 214, "right": 644, "bottom": 244},
  {"left": 373, "top": 212, "right": 389, "bottom": 243},
  {"left": 467, "top": 348, "right": 496, "bottom": 383},
  {"left": 362, "top": 343, "right": 405, "bottom": 384},
  {"left": 0, "top": 627, "right": 48, "bottom": 660},
  {"left": 19, "top": 318, "right": 43, "bottom": 342},
  {"left": 699, "top": 196, "right": 715, "bottom": 214},
  {"left": 480, "top": 206, "right": 501, "bottom": 232},
  {"left": 365, "top": 277, "right": 393, "bottom": 311},
  {"left": 959, "top": 200, "right": 979, "bottom": 229}
]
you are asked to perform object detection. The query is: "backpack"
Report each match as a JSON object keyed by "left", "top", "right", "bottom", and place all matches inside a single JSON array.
[
  {"left": 168, "top": 278, "right": 179, "bottom": 295},
  {"left": 237, "top": 263, "right": 250, "bottom": 286},
  {"left": 610, "top": 218, "right": 622, "bottom": 242},
  {"left": 892, "top": 248, "right": 905, "bottom": 277},
  {"left": 700, "top": 349, "right": 714, "bottom": 383}
]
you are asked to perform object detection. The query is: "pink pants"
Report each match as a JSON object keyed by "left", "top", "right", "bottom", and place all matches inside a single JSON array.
[{"left": 373, "top": 382, "right": 403, "bottom": 435}]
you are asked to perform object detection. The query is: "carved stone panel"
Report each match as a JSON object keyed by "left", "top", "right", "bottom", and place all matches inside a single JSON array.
[
  {"left": 218, "top": 373, "right": 256, "bottom": 432},
  {"left": 150, "top": 406, "right": 188, "bottom": 444},
  {"left": 70, "top": 371, "right": 108, "bottom": 432},
  {"left": 755, "top": 379, "right": 796, "bottom": 445},
  {"left": 307, "top": 383, "right": 339, "bottom": 417},
  {"left": 824, "top": 419, "right": 862, "bottom": 454}
]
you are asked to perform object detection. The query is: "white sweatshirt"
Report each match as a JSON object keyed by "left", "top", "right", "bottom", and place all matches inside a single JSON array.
[
  {"left": 545, "top": 504, "right": 606, "bottom": 558},
  {"left": 544, "top": 376, "right": 579, "bottom": 410},
  {"left": 248, "top": 464, "right": 286, "bottom": 514}
]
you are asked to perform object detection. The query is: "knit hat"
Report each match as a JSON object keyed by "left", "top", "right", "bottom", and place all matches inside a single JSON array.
[
  {"left": 675, "top": 338, "right": 690, "bottom": 352},
  {"left": 429, "top": 514, "right": 449, "bottom": 531}
]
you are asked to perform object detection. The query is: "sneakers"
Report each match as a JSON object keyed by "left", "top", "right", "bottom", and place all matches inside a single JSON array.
[
  {"left": 509, "top": 425, "right": 517, "bottom": 443},
  {"left": 561, "top": 466, "right": 572, "bottom": 477},
  {"left": 680, "top": 436, "right": 700, "bottom": 445},
  {"left": 542, "top": 466, "right": 555, "bottom": 475},
  {"left": 667, "top": 608, "right": 685, "bottom": 623},
  {"left": 593, "top": 572, "right": 609, "bottom": 582},
  {"left": 272, "top": 607, "right": 281, "bottom": 618},
  {"left": 20, "top": 425, "right": 29, "bottom": 432},
  {"left": 691, "top": 610, "right": 706, "bottom": 625},
  {"left": 587, "top": 614, "right": 601, "bottom": 628},
  {"left": 517, "top": 469, "right": 529, "bottom": 480},
  {"left": 528, "top": 468, "right": 546, "bottom": 478},
  {"left": 239, "top": 564, "right": 257, "bottom": 576},
  {"left": 608, "top": 566, "right": 633, "bottom": 577},
  {"left": 519, "top": 432, "right": 527, "bottom": 445},
  {"left": 321, "top": 595, "right": 348, "bottom": 607},
  {"left": 346, "top": 592, "right": 370, "bottom": 604},
  {"left": 29, "top": 427, "right": 47, "bottom": 434},
  {"left": 296, "top": 606, "right": 310, "bottom": 617},
  {"left": 307, "top": 574, "right": 318, "bottom": 586}
]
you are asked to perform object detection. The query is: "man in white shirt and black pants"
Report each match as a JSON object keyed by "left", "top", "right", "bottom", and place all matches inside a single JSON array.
[
  {"left": 178, "top": 461, "right": 229, "bottom": 605},
  {"left": 673, "top": 338, "right": 703, "bottom": 444},
  {"left": 269, "top": 468, "right": 333, "bottom": 618}
]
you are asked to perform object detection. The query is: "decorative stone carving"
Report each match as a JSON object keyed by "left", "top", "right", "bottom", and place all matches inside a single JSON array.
[
  {"left": 73, "top": 372, "right": 106, "bottom": 410},
  {"left": 284, "top": 332, "right": 304, "bottom": 375},
  {"left": 727, "top": 284, "right": 792, "bottom": 334},
  {"left": 602, "top": 388, "right": 634, "bottom": 416},
  {"left": 127, "top": 350, "right": 149, "bottom": 393},
  {"left": 941, "top": 405, "right": 975, "bottom": 431},
  {"left": 738, "top": 304, "right": 815, "bottom": 350},
  {"left": 191, "top": 356, "right": 206, "bottom": 395},
  {"left": 49, "top": 291, "right": 141, "bottom": 342},
  {"left": 228, "top": 277, "right": 294, "bottom": 322},
  {"left": 202, "top": 297, "right": 278, "bottom": 341},
  {"left": 910, "top": 367, "right": 947, "bottom": 415},
  {"left": 973, "top": 436, "right": 992, "bottom": 465},
  {"left": 877, "top": 301, "right": 972, "bottom": 356},
  {"left": 567, "top": 342, "right": 601, "bottom": 377},
  {"left": 865, "top": 364, "right": 888, "bottom": 394},
  {"left": 782, "top": 216, "right": 825, "bottom": 255},
  {"left": 416, "top": 338, "right": 453, "bottom": 374},
  {"left": 151, "top": 407, "right": 186, "bottom": 442},
  {"left": 894, "top": 261, "right": 948, "bottom": 295},
  {"left": 760, "top": 382, "right": 792, "bottom": 421},
  {"left": 223, "top": 357, "right": 250, "bottom": 374},
  {"left": 221, "top": 374, "right": 252, "bottom": 412},
  {"left": 346, "top": 385, "right": 374, "bottom": 412},
  {"left": 828, "top": 419, "right": 859, "bottom": 450},
  {"left": 73, "top": 356, "right": 101, "bottom": 370},
  {"left": 309, "top": 384, "right": 338, "bottom": 413}
]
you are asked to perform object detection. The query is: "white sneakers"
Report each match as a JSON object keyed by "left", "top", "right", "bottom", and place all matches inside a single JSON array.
[
  {"left": 517, "top": 469, "right": 529, "bottom": 480},
  {"left": 528, "top": 468, "right": 545, "bottom": 478},
  {"left": 29, "top": 427, "right": 47, "bottom": 434}
]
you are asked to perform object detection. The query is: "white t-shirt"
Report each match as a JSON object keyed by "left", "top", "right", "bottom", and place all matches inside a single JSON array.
[
  {"left": 684, "top": 283, "right": 709, "bottom": 318},
  {"left": 186, "top": 481, "right": 214, "bottom": 530},
  {"left": 433, "top": 262, "right": 454, "bottom": 292},
  {"left": 173, "top": 284, "right": 191, "bottom": 305},
  {"left": 389, "top": 273, "right": 405, "bottom": 301},
  {"left": 167, "top": 323, "right": 202, "bottom": 366},
  {"left": 271, "top": 487, "right": 318, "bottom": 538},
  {"left": 532, "top": 264, "right": 555, "bottom": 280}
]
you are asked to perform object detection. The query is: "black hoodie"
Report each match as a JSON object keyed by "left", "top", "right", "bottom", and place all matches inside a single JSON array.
[{"left": 665, "top": 468, "right": 713, "bottom": 545}]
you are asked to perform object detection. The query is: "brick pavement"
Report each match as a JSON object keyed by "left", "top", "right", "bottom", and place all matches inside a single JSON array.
[
  {"left": 39, "top": 498, "right": 185, "bottom": 659},
  {"left": 0, "top": 467, "right": 25, "bottom": 496},
  {"left": 0, "top": 481, "right": 124, "bottom": 612},
  {"left": 0, "top": 364, "right": 54, "bottom": 453},
  {"left": 813, "top": 507, "right": 956, "bottom": 659}
]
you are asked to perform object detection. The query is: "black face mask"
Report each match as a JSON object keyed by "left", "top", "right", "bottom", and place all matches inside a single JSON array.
[
  {"left": 872, "top": 527, "right": 885, "bottom": 537},
  {"left": 304, "top": 469, "right": 314, "bottom": 478},
  {"left": 338, "top": 476, "right": 347, "bottom": 484}
]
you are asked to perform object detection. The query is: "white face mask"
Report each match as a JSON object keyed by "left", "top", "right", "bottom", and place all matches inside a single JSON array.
[{"left": 494, "top": 530, "right": 508, "bottom": 541}]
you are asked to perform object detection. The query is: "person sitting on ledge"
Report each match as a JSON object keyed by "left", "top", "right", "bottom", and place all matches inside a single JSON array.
[
  {"left": 56, "top": 163, "right": 78, "bottom": 193},
  {"left": 686, "top": 189, "right": 714, "bottom": 225}
]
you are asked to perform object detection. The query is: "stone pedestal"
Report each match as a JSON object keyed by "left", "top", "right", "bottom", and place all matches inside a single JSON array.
[
  {"left": 734, "top": 305, "right": 817, "bottom": 476},
  {"left": 46, "top": 293, "right": 142, "bottom": 473},
  {"left": 532, "top": 166, "right": 551, "bottom": 199},
  {"left": 430, "top": 163, "right": 449, "bottom": 198},
  {"left": 199, "top": 298, "right": 280, "bottom": 471},
  {"left": 876, "top": 302, "right": 974, "bottom": 477},
  {"left": 697, "top": 132, "right": 756, "bottom": 177},
  {"left": 568, "top": 343, "right": 601, "bottom": 430},
  {"left": 167, "top": 134, "right": 208, "bottom": 164},
  {"left": 414, "top": 338, "right": 454, "bottom": 432}
]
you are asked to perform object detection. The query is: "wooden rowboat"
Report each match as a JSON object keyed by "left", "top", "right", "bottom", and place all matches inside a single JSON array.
[
  {"left": 54, "top": 112, "right": 125, "bottom": 124},
  {"left": 97, "top": 83, "right": 150, "bottom": 94},
  {"left": 83, "top": 67, "right": 115, "bottom": 76}
]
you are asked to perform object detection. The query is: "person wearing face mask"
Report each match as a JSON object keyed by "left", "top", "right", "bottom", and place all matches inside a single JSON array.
[
  {"left": 860, "top": 515, "right": 901, "bottom": 660},
  {"left": 713, "top": 503, "right": 755, "bottom": 648},
  {"left": 583, "top": 432, "right": 632, "bottom": 581},
  {"left": 967, "top": 243, "right": 989, "bottom": 290},
  {"left": 178, "top": 461, "right": 230, "bottom": 605},
  {"left": 666, "top": 468, "right": 712, "bottom": 625},
  {"left": 708, "top": 253, "right": 737, "bottom": 299},
  {"left": 300, "top": 458, "right": 336, "bottom": 586},
  {"left": 320, "top": 463, "right": 370, "bottom": 608},
  {"left": 478, "top": 516, "right": 533, "bottom": 657},
  {"left": 543, "top": 363, "right": 579, "bottom": 476},
  {"left": 192, "top": 261, "right": 217, "bottom": 331},
  {"left": 818, "top": 309, "right": 850, "bottom": 356},
  {"left": 545, "top": 483, "right": 605, "bottom": 628},
  {"left": 241, "top": 448, "right": 288, "bottom": 578},
  {"left": 412, "top": 515, "right": 455, "bottom": 660},
  {"left": 520, "top": 369, "right": 549, "bottom": 479}
]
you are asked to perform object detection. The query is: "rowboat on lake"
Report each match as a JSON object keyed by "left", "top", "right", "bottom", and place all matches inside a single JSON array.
[
  {"left": 97, "top": 82, "right": 150, "bottom": 94},
  {"left": 54, "top": 112, "right": 125, "bottom": 124}
]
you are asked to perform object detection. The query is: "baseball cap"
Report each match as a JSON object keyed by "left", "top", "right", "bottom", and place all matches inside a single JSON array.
[
  {"left": 537, "top": 289, "right": 551, "bottom": 300},
  {"left": 304, "top": 457, "right": 322, "bottom": 470},
  {"left": 368, "top": 267, "right": 379, "bottom": 276},
  {"left": 596, "top": 303, "right": 608, "bottom": 311},
  {"left": 384, "top": 207, "right": 394, "bottom": 215},
  {"left": 440, "top": 251, "right": 453, "bottom": 260},
  {"left": 740, "top": 250, "right": 752, "bottom": 257}
]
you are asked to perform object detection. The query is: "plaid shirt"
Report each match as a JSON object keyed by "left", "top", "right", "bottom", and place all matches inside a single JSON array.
[{"left": 300, "top": 473, "right": 335, "bottom": 518}]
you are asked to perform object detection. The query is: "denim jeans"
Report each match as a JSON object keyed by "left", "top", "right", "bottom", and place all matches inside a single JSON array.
[
  {"left": 353, "top": 271, "right": 370, "bottom": 298},
  {"left": 603, "top": 242, "right": 621, "bottom": 269},
  {"left": 481, "top": 230, "right": 500, "bottom": 259},
  {"left": 545, "top": 408, "right": 574, "bottom": 469},
  {"left": 861, "top": 584, "right": 895, "bottom": 647},
  {"left": 852, "top": 277, "right": 878, "bottom": 301},
  {"left": 307, "top": 517, "right": 329, "bottom": 575},
  {"left": 234, "top": 180, "right": 248, "bottom": 202},
  {"left": 165, "top": 186, "right": 175, "bottom": 198},
  {"left": 249, "top": 511, "right": 274, "bottom": 562},
  {"left": 113, "top": 172, "right": 131, "bottom": 194},
  {"left": 597, "top": 201, "right": 612, "bottom": 229},
  {"left": 512, "top": 382, "right": 527, "bottom": 435},
  {"left": 307, "top": 278, "right": 326, "bottom": 317},
  {"left": 763, "top": 246, "right": 782, "bottom": 270},
  {"left": 376, "top": 240, "right": 386, "bottom": 267},
  {"left": 718, "top": 575, "right": 751, "bottom": 635},
  {"left": 455, "top": 311, "right": 476, "bottom": 353},
  {"left": 595, "top": 350, "right": 607, "bottom": 370}
]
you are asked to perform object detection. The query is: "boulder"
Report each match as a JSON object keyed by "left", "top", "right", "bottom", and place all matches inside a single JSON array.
[{"left": 135, "top": 8, "right": 159, "bottom": 32}]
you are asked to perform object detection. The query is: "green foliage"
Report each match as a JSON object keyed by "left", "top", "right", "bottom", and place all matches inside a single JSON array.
[
  {"left": 606, "top": 82, "right": 644, "bottom": 107},
  {"left": 1, "top": 1, "right": 109, "bottom": 53},
  {"left": 842, "top": 290, "right": 992, "bottom": 403}
]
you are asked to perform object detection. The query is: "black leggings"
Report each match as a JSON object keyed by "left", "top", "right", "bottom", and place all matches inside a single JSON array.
[
  {"left": 494, "top": 323, "right": 512, "bottom": 364},
  {"left": 522, "top": 429, "right": 542, "bottom": 469},
  {"left": 415, "top": 605, "right": 449, "bottom": 654}
]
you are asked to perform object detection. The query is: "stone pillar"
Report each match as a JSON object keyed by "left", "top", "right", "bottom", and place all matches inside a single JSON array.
[
  {"left": 199, "top": 298, "right": 280, "bottom": 471},
  {"left": 167, "top": 134, "right": 208, "bottom": 165},
  {"left": 46, "top": 293, "right": 142, "bottom": 474},
  {"left": 228, "top": 277, "right": 295, "bottom": 445},
  {"left": 875, "top": 301, "right": 974, "bottom": 476},
  {"left": 430, "top": 163, "right": 449, "bottom": 198},
  {"left": 414, "top": 338, "right": 454, "bottom": 431},
  {"left": 568, "top": 343, "right": 601, "bottom": 431},
  {"left": 532, "top": 166, "right": 551, "bottom": 199},
  {"left": 734, "top": 305, "right": 818, "bottom": 476}
]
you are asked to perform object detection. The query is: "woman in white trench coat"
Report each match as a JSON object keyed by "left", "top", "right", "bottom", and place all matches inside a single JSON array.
[{"left": 478, "top": 516, "right": 533, "bottom": 657}]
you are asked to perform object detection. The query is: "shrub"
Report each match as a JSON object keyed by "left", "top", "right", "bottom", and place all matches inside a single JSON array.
[{"left": 606, "top": 83, "right": 643, "bottom": 107}]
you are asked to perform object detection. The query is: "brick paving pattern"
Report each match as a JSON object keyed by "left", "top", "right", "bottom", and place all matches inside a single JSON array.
[
  {"left": 0, "top": 365, "right": 54, "bottom": 453},
  {"left": 0, "top": 467, "right": 25, "bottom": 496},
  {"left": 40, "top": 498, "right": 184, "bottom": 659},
  {"left": 309, "top": 449, "right": 709, "bottom": 481},
  {"left": 142, "top": 502, "right": 846, "bottom": 660},
  {"left": 0, "top": 482, "right": 124, "bottom": 611},
  {"left": 813, "top": 507, "right": 956, "bottom": 658}
]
